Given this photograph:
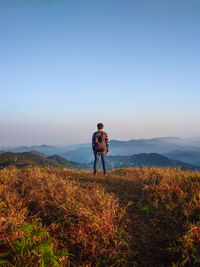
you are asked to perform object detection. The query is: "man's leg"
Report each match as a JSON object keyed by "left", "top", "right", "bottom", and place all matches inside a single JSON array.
[
  {"left": 94, "top": 152, "right": 99, "bottom": 175},
  {"left": 101, "top": 152, "right": 107, "bottom": 175}
]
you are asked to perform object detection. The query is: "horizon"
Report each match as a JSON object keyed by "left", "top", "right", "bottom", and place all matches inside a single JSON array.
[
  {"left": 1, "top": 0, "right": 200, "bottom": 146},
  {"left": 1, "top": 135, "right": 200, "bottom": 149}
]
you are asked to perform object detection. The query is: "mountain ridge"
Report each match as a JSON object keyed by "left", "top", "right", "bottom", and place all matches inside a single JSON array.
[
  {"left": 89, "top": 153, "right": 199, "bottom": 171},
  {"left": 163, "top": 150, "right": 200, "bottom": 167},
  {"left": 1, "top": 136, "right": 200, "bottom": 165},
  {"left": 0, "top": 151, "right": 198, "bottom": 171},
  {"left": 0, "top": 152, "right": 87, "bottom": 170}
]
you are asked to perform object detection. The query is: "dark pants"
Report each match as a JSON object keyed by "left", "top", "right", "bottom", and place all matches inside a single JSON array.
[{"left": 94, "top": 151, "right": 107, "bottom": 174}]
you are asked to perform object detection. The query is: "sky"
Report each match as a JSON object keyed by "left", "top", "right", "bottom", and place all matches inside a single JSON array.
[{"left": 0, "top": 0, "right": 200, "bottom": 146}]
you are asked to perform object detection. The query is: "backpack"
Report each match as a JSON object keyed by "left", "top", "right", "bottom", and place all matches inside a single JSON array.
[{"left": 94, "top": 132, "right": 106, "bottom": 152}]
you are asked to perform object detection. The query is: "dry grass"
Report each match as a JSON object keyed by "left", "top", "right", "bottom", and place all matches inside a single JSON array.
[{"left": 1, "top": 167, "right": 200, "bottom": 266}]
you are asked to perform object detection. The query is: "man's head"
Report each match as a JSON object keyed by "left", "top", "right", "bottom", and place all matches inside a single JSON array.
[{"left": 97, "top": 123, "right": 104, "bottom": 130}]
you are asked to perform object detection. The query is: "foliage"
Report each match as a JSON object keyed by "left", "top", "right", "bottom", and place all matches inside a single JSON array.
[
  {"left": 140, "top": 204, "right": 155, "bottom": 214},
  {"left": 10, "top": 221, "right": 68, "bottom": 267},
  {"left": 0, "top": 152, "right": 87, "bottom": 170},
  {"left": 1, "top": 166, "right": 200, "bottom": 266},
  {"left": 0, "top": 167, "right": 130, "bottom": 266}
]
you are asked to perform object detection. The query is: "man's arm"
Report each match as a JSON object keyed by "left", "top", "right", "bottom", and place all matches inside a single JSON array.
[
  {"left": 92, "top": 133, "right": 95, "bottom": 151},
  {"left": 104, "top": 133, "right": 109, "bottom": 154}
]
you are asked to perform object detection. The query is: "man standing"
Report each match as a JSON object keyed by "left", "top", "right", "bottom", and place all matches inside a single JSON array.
[{"left": 92, "top": 123, "right": 109, "bottom": 175}]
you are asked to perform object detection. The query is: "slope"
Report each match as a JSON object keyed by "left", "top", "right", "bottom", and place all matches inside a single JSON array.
[{"left": 0, "top": 152, "right": 88, "bottom": 170}]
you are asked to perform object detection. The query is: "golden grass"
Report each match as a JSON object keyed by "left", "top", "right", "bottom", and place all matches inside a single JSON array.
[{"left": 1, "top": 167, "right": 200, "bottom": 266}]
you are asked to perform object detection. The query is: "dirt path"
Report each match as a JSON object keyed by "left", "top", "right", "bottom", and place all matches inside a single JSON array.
[{"left": 74, "top": 171, "right": 166, "bottom": 266}]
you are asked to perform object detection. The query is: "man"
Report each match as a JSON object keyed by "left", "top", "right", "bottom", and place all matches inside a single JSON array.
[{"left": 92, "top": 123, "right": 109, "bottom": 175}]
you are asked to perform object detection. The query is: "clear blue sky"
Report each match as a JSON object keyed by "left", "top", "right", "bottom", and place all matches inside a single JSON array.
[{"left": 0, "top": 0, "right": 200, "bottom": 146}]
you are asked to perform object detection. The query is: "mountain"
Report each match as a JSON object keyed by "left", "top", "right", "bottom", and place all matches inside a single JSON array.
[
  {"left": 163, "top": 150, "right": 200, "bottom": 167},
  {"left": 0, "top": 152, "right": 88, "bottom": 170},
  {"left": 109, "top": 138, "right": 200, "bottom": 155},
  {"left": 5, "top": 144, "right": 92, "bottom": 156},
  {"left": 0, "top": 151, "right": 198, "bottom": 171},
  {"left": 59, "top": 137, "right": 200, "bottom": 164},
  {"left": 7, "top": 145, "right": 58, "bottom": 155},
  {"left": 46, "top": 154, "right": 87, "bottom": 169},
  {"left": 93, "top": 153, "right": 199, "bottom": 170},
  {"left": 178, "top": 137, "right": 200, "bottom": 147},
  {"left": 4, "top": 137, "right": 200, "bottom": 164},
  {"left": 29, "top": 150, "right": 46, "bottom": 158},
  {"left": 61, "top": 147, "right": 94, "bottom": 164}
]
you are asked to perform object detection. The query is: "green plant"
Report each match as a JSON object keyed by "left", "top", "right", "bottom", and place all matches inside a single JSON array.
[
  {"left": 140, "top": 204, "right": 155, "bottom": 214},
  {"left": 10, "top": 221, "right": 70, "bottom": 267},
  {"left": 0, "top": 251, "right": 9, "bottom": 265}
]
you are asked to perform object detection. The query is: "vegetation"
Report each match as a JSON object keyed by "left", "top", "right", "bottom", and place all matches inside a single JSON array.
[
  {"left": 0, "top": 152, "right": 87, "bottom": 170},
  {"left": 104, "top": 153, "right": 199, "bottom": 170},
  {"left": 1, "top": 166, "right": 200, "bottom": 266},
  {"left": 1, "top": 151, "right": 198, "bottom": 172}
]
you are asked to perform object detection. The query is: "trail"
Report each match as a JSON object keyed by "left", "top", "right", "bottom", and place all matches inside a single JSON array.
[{"left": 74, "top": 170, "right": 169, "bottom": 266}]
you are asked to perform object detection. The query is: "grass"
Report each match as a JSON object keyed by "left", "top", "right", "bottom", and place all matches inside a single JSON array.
[{"left": 1, "top": 166, "right": 200, "bottom": 266}]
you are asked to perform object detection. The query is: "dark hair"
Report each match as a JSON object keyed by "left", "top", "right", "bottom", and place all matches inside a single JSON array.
[{"left": 97, "top": 123, "right": 104, "bottom": 130}]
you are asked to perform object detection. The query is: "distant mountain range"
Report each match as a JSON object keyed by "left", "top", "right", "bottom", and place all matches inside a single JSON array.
[
  {"left": 163, "top": 150, "right": 200, "bottom": 167},
  {"left": 59, "top": 137, "right": 200, "bottom": 164},
  {"left": 1, "top": 137, "right": 200, "bottom": 166},
  {"left": 0, "top": 151, "right": 199, "bottom": 171},
  {"left": 3, "top": 145, "right": 59, "bottom": 155},
  {"left": 108, "top": 137, "right": 200, "bottom": 155}
]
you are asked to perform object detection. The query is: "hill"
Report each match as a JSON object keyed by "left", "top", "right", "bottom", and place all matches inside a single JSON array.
[
  {"left": 105, "top": 153, "right": 199, "bottom": 170},
  {"left": 62, "top": 147, "right": 93, "bottom": 164},
  {"left": 1, "top": 151, "right": 198, "bottom": 171},
  {"left": 46, "top": 154, "right": 87, "bottom": 169},
  {"left": 163, "top": 150, "right": 200, "bottom": 167},
  {"left": 1, "top": 167, "right": 200, "bottom": 266},
  {"left": 4, "top": 137, "right": 200, "bottom": 164},
  {"left": 88, "top": 153, "right": 199, "bottom": 170},
  {"left": 0, "top": 152, "right": 87, "bottom": 170},
  {"left": 7, "top": 144, "right": 58, "bottom": 155},
  {"left": 29, "top": 149, "right": 46, "bottom": 158},
  {"left": 58, "top": 137, "right": 200, "bottom": 164}
]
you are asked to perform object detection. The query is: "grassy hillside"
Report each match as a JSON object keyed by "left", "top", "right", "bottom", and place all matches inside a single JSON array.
[
  {"left": 0, "top": 152, "right": 87, "bottom": 170},
  {"left": 1, "top": 167, "right": 200, "bottom": 266}
]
